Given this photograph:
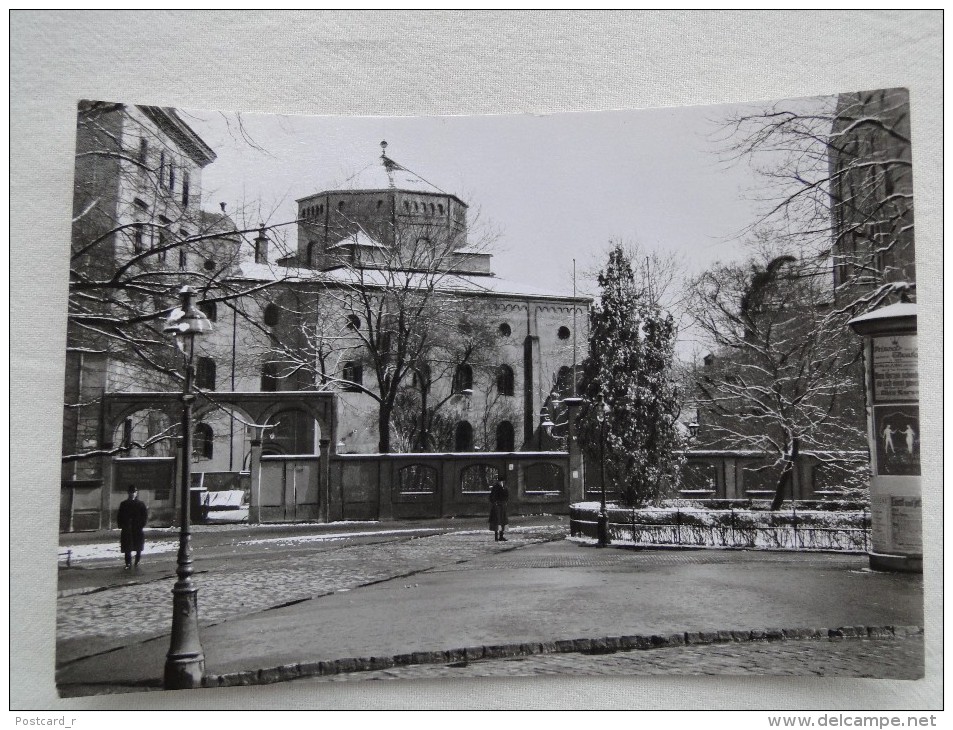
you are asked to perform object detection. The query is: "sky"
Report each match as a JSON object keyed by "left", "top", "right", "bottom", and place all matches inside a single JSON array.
[{"left": 182, "top": 94, "right": 830, "bottom": 351}]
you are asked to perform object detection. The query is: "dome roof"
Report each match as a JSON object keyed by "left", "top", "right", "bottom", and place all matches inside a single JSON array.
[{"left": 298, "top": 143, "right": 462, "bottom": 202}]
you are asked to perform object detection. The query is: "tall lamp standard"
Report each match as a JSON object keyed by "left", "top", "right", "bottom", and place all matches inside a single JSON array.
[
  {"left": 597, "top": 399, "right": 610, "bottom": 547},
  {"left": 162, "top": 285, "right": 212, "bottom": 689}
]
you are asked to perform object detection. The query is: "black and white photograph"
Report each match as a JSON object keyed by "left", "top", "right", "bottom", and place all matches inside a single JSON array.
[
  {"left": 54, "top": 88, "right": 926, "bottom": 696},
  {"left": 11, "top": 10, "right": 941, "bottom": 715}
]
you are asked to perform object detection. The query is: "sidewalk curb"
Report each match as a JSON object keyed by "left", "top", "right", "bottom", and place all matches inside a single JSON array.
[{"left": 200, "top": 624, "right": 923, "bottom": 689}]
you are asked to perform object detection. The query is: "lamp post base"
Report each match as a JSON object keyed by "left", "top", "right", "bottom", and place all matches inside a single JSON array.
[
  {"left": 164, "top": 655, "right": 205, "bottom": 690},
  {"left": 164, "top": 580, "right": 205, "bottom": 689},
  {"left": 596, "top": 511, "right": 610, "bottom": 547}
]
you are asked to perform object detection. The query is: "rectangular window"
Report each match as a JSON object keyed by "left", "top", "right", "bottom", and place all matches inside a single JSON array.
[
  {"left": 178, "top": 231, "right": 188, "bottom": 269},
  {"left": 168, "top": 163, "right": 176, "bottom": 192},
  {"left": 133, "top": 223, "right": 145, "bottom": 253},
  {"left": 159, "top": 151, "right": 166, "bottom": 188},
  {"left": 157, "top": 216, "right": 170, "bottom": 263},
  {"left": 138, "top": 138, "right": 148, "bottom": 169},
  {"left": 181, "top": 171, "right": 190, "bottom": 208}
]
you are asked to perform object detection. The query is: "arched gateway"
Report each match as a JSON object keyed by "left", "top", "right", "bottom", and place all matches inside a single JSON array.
[{"left": 97, "top": 391, "right": 336, "bottom": 528}]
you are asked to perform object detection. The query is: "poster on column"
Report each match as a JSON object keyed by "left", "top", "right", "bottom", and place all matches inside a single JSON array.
[
  {"left": 872, "top": 335, "right": 919, "bottom": 402},
  {"left": 873, "top": 405, "right": 920, "bottom": 476}
]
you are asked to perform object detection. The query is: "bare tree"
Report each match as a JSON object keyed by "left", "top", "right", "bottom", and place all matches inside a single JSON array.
[
  {"left": 64, "top": 102, "right": 294, "bottom": 465},
  {"left": 257, "top": 194, "right": 499, "bottom": 453},
  {"left": 716, "top": 88, "right": 915, "bottom": 314}
]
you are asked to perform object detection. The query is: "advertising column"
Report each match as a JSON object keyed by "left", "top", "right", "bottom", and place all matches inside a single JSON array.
[{"left": 849, "top": 302, "right": 921, "bottom": 573}]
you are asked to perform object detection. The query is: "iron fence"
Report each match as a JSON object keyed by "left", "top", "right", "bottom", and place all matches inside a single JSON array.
[{"left": 570, "top": 507, "right": 870, "bottom": 553}]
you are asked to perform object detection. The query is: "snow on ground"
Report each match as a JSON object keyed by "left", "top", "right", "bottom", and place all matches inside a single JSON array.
[
  {"left": 59, "top": 541, "right": 179, "bottom": 563},
  {"left": 232, "top": 528, "right": 440, "bottom": 548},
  {"left": 60, "top": 527, "right": 439, "bottom": 564},
  {"left": 60, "top": 523, "right": 559, "bottom": 564}
]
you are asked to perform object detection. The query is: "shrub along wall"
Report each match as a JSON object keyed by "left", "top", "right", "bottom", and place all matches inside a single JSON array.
[{"left": 569, "top": 503, "right": 871, "bottom": 553}]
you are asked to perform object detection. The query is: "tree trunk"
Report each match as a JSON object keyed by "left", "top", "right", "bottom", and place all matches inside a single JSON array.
[
  {"left": 378, "top": 404, "right": 392, "bottom": 454},
  {"left": 770, "top": 438, "right": 800, "bottom": 511}
]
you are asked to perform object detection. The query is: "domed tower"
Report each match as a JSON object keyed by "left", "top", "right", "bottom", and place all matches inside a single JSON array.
[{"left": 294, "top": 142, "right": 492, "bottom": 275}]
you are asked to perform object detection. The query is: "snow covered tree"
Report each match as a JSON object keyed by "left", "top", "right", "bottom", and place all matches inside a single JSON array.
[
  {"left": 689, "top": 243, "right": 867, "bottom": 510},
  {"left": 580, "top": 245, "right": 683, "bottom": 507}
]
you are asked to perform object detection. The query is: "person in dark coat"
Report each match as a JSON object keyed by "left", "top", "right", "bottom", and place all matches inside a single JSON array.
[
  {"left": 117, "top": 485, "right": 148, "bottom": 569},
  {"left": 489, "top": 478, "right": 509, "bottom": 542}
]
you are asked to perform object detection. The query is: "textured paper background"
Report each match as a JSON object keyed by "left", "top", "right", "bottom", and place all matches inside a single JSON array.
[{"left": 10, "top": 10, "right": 942, "bottom": 710}]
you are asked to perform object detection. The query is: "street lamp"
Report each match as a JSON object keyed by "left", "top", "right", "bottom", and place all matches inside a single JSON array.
[
  {"left": 162, "top": 285, "right": 212, "bottom": 689},
  {"left": 597, "top": 400, "right": 610, "bottom": 548}
]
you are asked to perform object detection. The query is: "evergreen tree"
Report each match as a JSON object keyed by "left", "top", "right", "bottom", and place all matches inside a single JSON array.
[{"left": 581, "top": 245, "right": 684, "bottom": 507}]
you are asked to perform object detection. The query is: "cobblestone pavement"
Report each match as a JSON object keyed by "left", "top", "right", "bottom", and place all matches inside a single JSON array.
[
  {"left": 57, "top": 525, "right": 563, "bottom": 654},
  {"left": 297, "top": 636, "right": 924, "bottom": 682}
]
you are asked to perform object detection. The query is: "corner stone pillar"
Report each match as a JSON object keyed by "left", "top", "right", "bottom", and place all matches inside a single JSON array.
[
  {"left": 563, "top": 397, "right": 585, "bottom": 503},
  {"left": 318, "top": 438, "right": 331, "bottom": 523},
  {"left": 248, "top": 439, "right": 263, "bottom": 524}
]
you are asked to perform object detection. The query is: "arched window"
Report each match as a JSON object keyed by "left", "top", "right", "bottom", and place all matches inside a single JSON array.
[
  {"left": 454, "top": 421, "right": 474, "bottom": 452},
  {"left": 438, "top": 203, "right": 444, "bottom": 214},
  {"left": 196, "top": 357, "right": 216, "bottom": 390},
  {"left": 496, "top": 364, "right": 515, "bottom": 396},
  {"left": 345, "top": 313, "right": 361, "bottom": 330},
  {"left": 269, "top": 408, "right": 316, "bottom": 455},
  {"left": 376, "top": 199, "right": 384, "bottom": 210},
  {"left": 498, "top": 322, "right": 511, "bottom": 337},
  {"left": 198, "top": 300, "right": 217, "bottom": 322},
  {"left": 342, "top": 362, "right": 363, "bottom": 392},
  {"left": 453, "top": 364, "right": 473, "bottom": 394},
  {"left": 194, "top": 423, "right": 214, "bottom": 460},
  {"left": 261, "top": 362, "right": 280, "bottom": 392},
  {"left": 495, "top": 421, "right": 515, "bottom": 452},
  {"left": 263, "top": 303, "right": 280, "bottom": 327},
  {"left": 523, "top": 463, "right": 564, "bottom": 494},
  {"left": 398, "top": 464, "right": 438, "bottom": 494},
  {"left": 558, "top": 326, "right": 571, "bottom": 340},
  {"left": 306, "top": 241, "right": 316, "bottom": 266},
  {"left": 460, "top": 464, "right": 500, "bottom": 493}
]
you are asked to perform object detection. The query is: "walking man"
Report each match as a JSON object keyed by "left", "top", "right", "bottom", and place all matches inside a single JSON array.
[
  {"left": 489, "top": 477, "right": 509, "bottom": 542},
  {"left": 118, "top": 485, "right": 148, "bottom": 569}
]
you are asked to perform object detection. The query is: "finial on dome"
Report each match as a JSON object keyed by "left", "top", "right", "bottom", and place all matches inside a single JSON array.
[{"left": 380, "top": 140, "right": 388, "bottom": 157}]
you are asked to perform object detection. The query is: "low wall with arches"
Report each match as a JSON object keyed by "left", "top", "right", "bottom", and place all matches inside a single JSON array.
[{"left": 329, "top": 451, "right": 572, "bottom": 521}]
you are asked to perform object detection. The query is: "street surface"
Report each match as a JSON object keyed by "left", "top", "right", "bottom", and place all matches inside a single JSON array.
[
  {"left": 296, "top": 634, "right": 924, "bottom": 682},
  {"left": 56, "top": 516, "right": 924, "bottom": 696}
]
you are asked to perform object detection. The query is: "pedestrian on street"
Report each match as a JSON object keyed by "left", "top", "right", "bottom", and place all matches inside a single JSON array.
[
  {"left": 117, "top": 485, "right": 148, "bottom": 569},
  {"left": 489, "top": 477, "right": 509, "bottom": 542}
]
